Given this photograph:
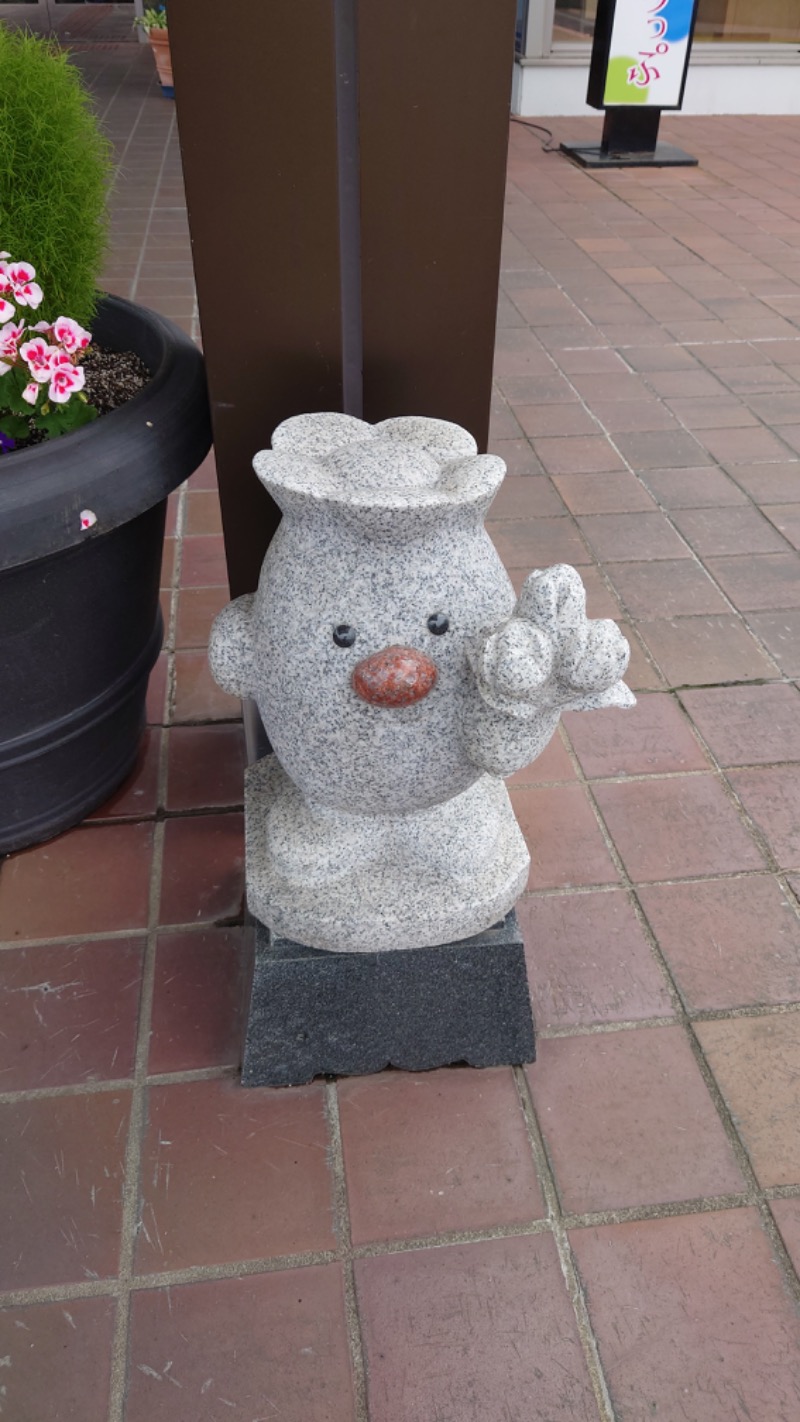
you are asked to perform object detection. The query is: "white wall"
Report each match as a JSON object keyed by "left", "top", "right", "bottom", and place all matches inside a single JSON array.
[{"left": 514, "top": 59, "right": 800, "bottom": 116}]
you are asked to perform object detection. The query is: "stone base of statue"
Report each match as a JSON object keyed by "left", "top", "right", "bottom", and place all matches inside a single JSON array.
[
  {"left": 241, "top": 910, "right": 535, "bottom": 1087},
  {"left": 245, "top": 756, "right": 531, "bottom": 954}
]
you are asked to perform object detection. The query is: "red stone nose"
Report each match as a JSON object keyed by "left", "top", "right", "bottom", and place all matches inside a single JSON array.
[{"left": 352, "top": 644, "right": 438, "bottom": 708}]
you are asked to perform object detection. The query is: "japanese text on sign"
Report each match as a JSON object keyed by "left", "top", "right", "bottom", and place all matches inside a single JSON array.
[{"left": 603, "top": 0, "right": 695, "bottom": 108}]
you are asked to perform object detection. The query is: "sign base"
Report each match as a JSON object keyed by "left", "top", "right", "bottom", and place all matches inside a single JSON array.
[
  {"left": 561, "top": 140, "right": 698, "bottom": 169},
  {"left": 562, "top": 105, "right": 697, "bottom": 169}
]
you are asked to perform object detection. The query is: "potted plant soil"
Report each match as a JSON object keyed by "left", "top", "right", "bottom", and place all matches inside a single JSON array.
[
  {"left": 0, "top": 30, "right": 211, "bottom": 853},
  {"left": 134, "top": 5, "right": 173, "bottom": 97}
]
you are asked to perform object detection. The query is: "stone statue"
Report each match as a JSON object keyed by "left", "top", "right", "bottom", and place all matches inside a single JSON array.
[{"left": 209, "top": 413, "right": 634, "bottom": 954}]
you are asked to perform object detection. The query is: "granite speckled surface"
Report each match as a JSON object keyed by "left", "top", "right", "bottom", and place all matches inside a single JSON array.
[
  {"left": 209, "top": 413, "right": 634, "bottom": 953},
  {"left": 242, "top": 912, "right": 535, "bottom": 1087}
]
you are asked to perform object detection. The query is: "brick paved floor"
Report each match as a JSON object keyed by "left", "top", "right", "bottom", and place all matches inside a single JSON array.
[{"left": 2, "top": 39, "right": 800, "bottom": 1422}]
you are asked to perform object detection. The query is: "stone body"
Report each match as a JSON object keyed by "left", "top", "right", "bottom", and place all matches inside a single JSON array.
[{"left": 209, "top": 413, "right": 634, "bottom": 953}]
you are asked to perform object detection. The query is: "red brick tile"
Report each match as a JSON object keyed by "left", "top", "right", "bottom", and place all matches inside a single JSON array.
[
  {"left": 338, "top": 1068, "right": 544, "bottom": 1245},
  {"left": 519, "top": 890, "right": 672, "bottom": 1028},
  {"left": 707, "top": 553, "right": 800, "bottom": 611},
  {"left": 0, "top": 1297, "right": 116, "bottom": 1422},
  {"left": 179, "top": 535, "right": 229, "bottom": 590},
  {"left": 175, "top": 586, "right": 230, "bottom": 650},
  {"left": 645, "top": 368, "right": 728, "bottom": 397},
  {"left": 613, "top": 429, "right": 711, "bottom": 469},
  {"left": 510, "top": 784, "right": 619, "bottom": 889},
  {"left": 0, "top": 1090, "right": 130, "bottom": 1288},
  {"left": 515, "top": 402, "right": 598, "bottom": 438},
  {"left": 697, "top": 1015, "right": 800, "bottom": 1187},
  {"left": 0, "top": 937, "right": 143, "bottom": 1091},
  {"left": 771, "top": 1198, "right": 800, "bottom": 1276},
  {"left": 185, "top": 488, "right": 223, "bottom": 536},
  {"left": 681, "top": 683, "right": 800, "bottom": 765},
  {"left": 580, "top": 564, "right": 624, "bottom": 618},
  {"left": 726, "top": 461, "right": 800, "bottom": 504},
  {"left": 490, "top": 516, "right": 589, "bottom": 568},
  {"left": 571, "top": 1210, "right": 800, "bottom": 1421},
  {"left": 486, "top": 474, "right": 565, "bottom": 519},
  {"left": 488, "top": 399, "right": 522, "bottom": 440},
  {"left": 639, "top": 875, "right": 800, "bottom": 1011},
  {"left": 165, "top": 489, "right": 180, "bottom": 536},
  {"left": 553, "top": 471, "right": 657, "bottom": 515},
  {"left": 728, "top": 766, "right": 800, "bottom": 869},
  {"left": 88, "top": 728, "right": 162, "bottom": 820},
  {"left": 594, "top": 774, "right": 764, "bottom": 881},
  {"left": 529, "top": 1027, "right": 742, "bottom": 1212},
  {"left": 165, "top": 724, "right": 246, "bottom": 811},
  {"left": 665, "top": 396, "right": 758, "bottom": 430},
  {"left": 149, "top": 927, "right": 248, "bottom": 1073},
  {"left": 506, "top": 728, "right": 576, "bottom": 785},
  {"left": 0, "top": 823, "right": 154, "bottom": 941},
  {"left": 617, "top": 621, "right": 666, "bottom": 691},
  {"left": 564, "top": 692, "right": 707, "bottom": 778},
  {"left": 763, "top": 503, "right": 800, "bottom": 550},
  {"left": 159, "top": 536, "right": 176, "bottom": 590},
  {"left": 577, "top": 511, "right": 690, "bottom": 562},
  {"left": 146, "top": 650, "right": 169, "bottom": 724},
  {"left": 186, "top": 449, "right": 218, "bottom": 490},
  {"left": 172, "top": 649, "right": 241, "bottom": 722},
  {"left": 485, "top": 436, "right": 546, "bottom": 476},
  {"left": 159, "top": 813, "right": 244, "bottom": 926},
  {"left": 606, "top": 559, "right": 729, "bottom": 619},
  {"left": 136, "top": 1077, "right": 334, "bottom": 1272},
  {"left": 127, "top": 1265, "right": 354, "bottom": 1422},
  {"left": 672, "top": 504, "right": 789, "bottom": 556},
  {"left": 491, "top": 370, "right": 575, "bottom": 404},
  {"left": 569, "top": 370, "right": 650, "bottom": 403},
  {"left": 588, "top": 397, "right": 680, "bottom": 433},
  {"left": 747, "top": 610, "right": 800, "bottom": 675},
  {"left": 533, "top": 434, "right": 625, "bottom": 475},
  {"left": 356, "top": 1236, "right": 599, "bottom": 1422},
  {"left": 643, "top": 466, "right": 749, "bottom": 507},
  {"left": 637, "top": 615, "right": 780, "bottom": 686}
]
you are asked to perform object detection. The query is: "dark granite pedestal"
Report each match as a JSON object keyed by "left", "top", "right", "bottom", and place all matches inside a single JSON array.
[{"left": 241, "top": 911, "right": 535, "bottom": 1087}]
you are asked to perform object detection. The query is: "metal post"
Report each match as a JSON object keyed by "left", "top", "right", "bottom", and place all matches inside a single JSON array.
[{"left": 169, "top": 0, "right": 516, "bottom": 594}]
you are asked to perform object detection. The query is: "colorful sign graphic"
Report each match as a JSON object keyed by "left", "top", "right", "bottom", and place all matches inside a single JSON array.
[{"left": 603, "top": 0, "right": 696, "bottom": 107}]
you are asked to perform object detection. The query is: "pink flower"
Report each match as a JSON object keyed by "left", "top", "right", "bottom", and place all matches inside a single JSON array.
[
  {"left": 52, "top": 316, "right": 91, "bottom": 354},
  {"left": 48, "top": 352, "right": 85, "bottom": 404},
  {"left": 0, "top": 297, "right": 16, "bottom": 324},
  {"left": 22, "top": 381, "right": 39, "bottom": 406},
  {"left": 0, "top": 320, "right": 24, "bottom": 363},
  {"left": 20, "top": 337, "right": 55, "bottom": 383},
  {"left": 7, "top": 263, "right": 43, "bottom": 310}
]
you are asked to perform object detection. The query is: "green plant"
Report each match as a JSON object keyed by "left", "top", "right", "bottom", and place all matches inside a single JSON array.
[
  {"left": 134, "top": 6, "right": 168, "bottom": 32},
  {"left": 0, "top": 28, "right": 113, "bottom": 327}
]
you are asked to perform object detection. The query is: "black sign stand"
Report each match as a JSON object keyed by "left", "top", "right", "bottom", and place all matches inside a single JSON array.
[{"left": 561, "top": 0, "right": 699, "bottom": 169}]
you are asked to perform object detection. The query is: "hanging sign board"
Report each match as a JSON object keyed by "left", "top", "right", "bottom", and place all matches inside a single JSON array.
[{"left": 587, "top": 0, "right": 700, "bottom": 110}]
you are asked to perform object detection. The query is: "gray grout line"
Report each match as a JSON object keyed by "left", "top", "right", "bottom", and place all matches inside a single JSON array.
[
  {"left": 512, "top": 1066, "right": 617, "bottom": 1422},
  {"left": 106, "top": 789, "right": 167, "bottom": 1420},
  {"left": 324, "top": 1082, "right": 370, "bottom": 1422},
  {"left": 2, "top": 1182, "right": 798, "bottom": 1312}
]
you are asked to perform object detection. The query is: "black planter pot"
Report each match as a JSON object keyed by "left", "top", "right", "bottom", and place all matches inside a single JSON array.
[{"left": 0, "top": 294, "right": 212, "bottom": 853}]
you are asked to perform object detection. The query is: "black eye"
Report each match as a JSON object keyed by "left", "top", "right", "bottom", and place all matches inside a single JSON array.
[
  {"left": 427, "top": 613, "right": 449, "bottom": 635},
  {"left": 333, "top": 624, "right": 356, "bottom": 648}
]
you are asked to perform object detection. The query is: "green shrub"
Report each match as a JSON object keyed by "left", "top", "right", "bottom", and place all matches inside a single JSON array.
[{"left": 0, "top": 28, "right": 113, "bottom": 326}]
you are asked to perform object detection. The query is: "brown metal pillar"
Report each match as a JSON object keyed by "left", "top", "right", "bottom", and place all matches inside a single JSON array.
[
  {"left": 169, "top": 0, "right": 516, "bottom": 593},
  {"left": 358, "top": 0, "right": 517, "bottom": 447},
  {"left": 168, "top": 1, "right": 343, "bottom": 597}
]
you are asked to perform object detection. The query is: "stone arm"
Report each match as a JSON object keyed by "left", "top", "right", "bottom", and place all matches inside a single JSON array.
[{"left": 465, "top": 564, "right": 635, "bottom": 779}]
